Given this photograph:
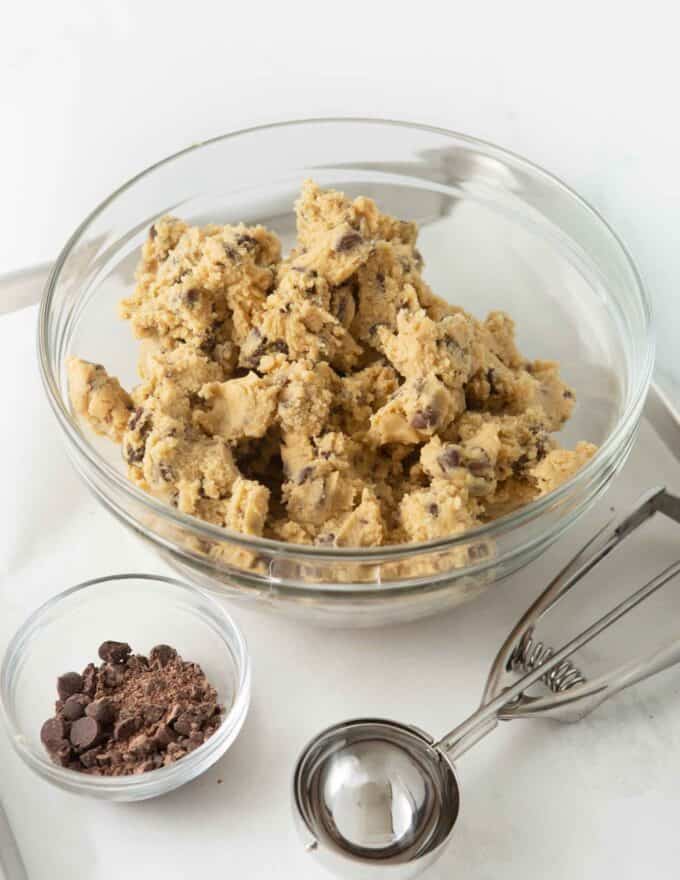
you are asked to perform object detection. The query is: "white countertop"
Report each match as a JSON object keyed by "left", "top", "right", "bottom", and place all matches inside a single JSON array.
[{"left": 1, "top": 304, "right": 680, "bottom": 880}]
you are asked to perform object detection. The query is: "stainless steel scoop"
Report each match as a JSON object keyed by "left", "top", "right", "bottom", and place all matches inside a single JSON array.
[{"left": 293, "top": 487, "right": 680, "bottom": 879}]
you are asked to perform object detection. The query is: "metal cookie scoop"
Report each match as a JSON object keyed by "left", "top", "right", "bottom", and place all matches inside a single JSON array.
[{"left": 293, "top": 487, "right": 680, "bottom": 879}]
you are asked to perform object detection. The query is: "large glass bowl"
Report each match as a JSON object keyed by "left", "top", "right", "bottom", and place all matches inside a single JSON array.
[{"left": 38, "top": 119, "right": 653, "bottom": 626}]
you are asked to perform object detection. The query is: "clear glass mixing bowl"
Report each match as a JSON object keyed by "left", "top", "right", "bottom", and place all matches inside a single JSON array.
[{"left": 38, "top": 119, "right": 654, "bottom": 626}]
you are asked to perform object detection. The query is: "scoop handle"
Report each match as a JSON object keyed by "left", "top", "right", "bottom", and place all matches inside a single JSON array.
[{"left": 436, "top": 488, "right": 680, "bottom": 760}]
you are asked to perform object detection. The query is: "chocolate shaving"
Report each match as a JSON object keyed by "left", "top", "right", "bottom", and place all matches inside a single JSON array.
[{"left": 39, "top": 641, "right": 223, "bottom": 776}]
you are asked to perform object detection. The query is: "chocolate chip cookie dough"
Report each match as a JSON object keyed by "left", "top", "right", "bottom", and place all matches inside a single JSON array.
[{"left": 68, "top": 180, "right": 596, "bottom": 547}]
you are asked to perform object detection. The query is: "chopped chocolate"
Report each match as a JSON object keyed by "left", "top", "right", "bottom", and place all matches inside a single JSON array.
[
  {"left": 39, "top": 641, "right": 224, "bottom": 777},
  {"left": 101, "top": 665, "right": 125, "bottom": 688},
  {"left": 114, "top": 716, "right": 142, "bottom": 741},
  {"left": 79, "top": 747, "right": 103, "bottom": 769},
  {"left": 149, "top": 645, "right": 177, "bottom": 668},
  {"left": 98, "top": 640, "right": 132, "bottom": 665},
  {"left": 81, "top": 663, "right": 98, "bottom": 697},
  {"left": 142, "top": 704, "right": 166, "bottom": 724}
]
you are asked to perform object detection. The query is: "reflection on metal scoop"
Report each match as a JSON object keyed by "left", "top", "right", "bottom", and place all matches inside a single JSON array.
[{"left": 293, "top": 487, "right": 680, "bottom": 879}]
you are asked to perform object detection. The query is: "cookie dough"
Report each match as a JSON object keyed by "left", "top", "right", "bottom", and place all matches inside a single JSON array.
[{"left": 69, "top": 181, "right": 597, "bottom": 547}]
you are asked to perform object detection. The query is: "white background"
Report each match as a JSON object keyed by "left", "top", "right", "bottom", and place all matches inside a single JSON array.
[
  {"left": 1, "top": 1, "right": 679, "bottom": 387},
  {"left": 2, "top": 3, "right": 680, "bottom": 878}
]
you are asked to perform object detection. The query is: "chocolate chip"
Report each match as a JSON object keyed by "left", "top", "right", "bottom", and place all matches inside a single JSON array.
[
  {"left": 70, "top": 717, "right": 103, "bottom": 751},
  {"left": 86, "top": 697, "right": 116, "bottom": 725},
  {"left": 81, "top": 663, "right": 98, "bottom": 697},
  {"left": 316, "top": 533, "right": 336, "bottom": 546},
  {"left": 376, "top": 272, "right": 385, "bottom": 287},
  {"left": 334, "top": 231, "right": 363, "bottom": 252},
  {"left": 149, "top": 224, "right": 157, "bottom": 240},
  {"left": 124, "top": 443, "right": 145, "bottom": 465},
  {"left": 513, "top": 453, "right": 530, "bottom": 474},
  {"left": 159, "top": 463, "right": 174, "bottom": 482},
  {"left": 128, "top": 406, "right": 145, "bottom": 432},
  {"left": 411, "top": 407, "right": 438, "bottom": 430},
  {"left": 270, "top": 339, "right": 289, "bottom": 355},
  {"left": 439, "top": 447, "right": 460, "bottom": 470},
  {"left": 467, "top": 453, "right": 490, "bottom": 475},
  {"left": 236, "top": 233, "right": 257, "bottom": 249},
  {"left": 114, "top": 716, "right": 141, "bottom": 741},
  {"left": 443, "top": 335, "right": 462, "bottom": 353},
  {"left": 486, "top": 368, "right": 498, "bottom": 393},
  {"left": 98, "top": 641, "right": 131, "bottom": 665},
  {"left": 62, "top": 694, "right": 91, "bottom": 721},
  {"left": 57, "top": 672, "right": 84, "bottom": 701},
  {"left": 185, "top": 289, "right": 199, "bottom": 306},
  {"left": 427, "top": 503, "right": 439, "bottom": 517},
  {"left": 563, "top": 389, "right": 574, "bottom": 400},
  {"left": 150, "top": 645, "right": 177, "bottom": 668},
  {"left": 41, "top": 717, "right": 69, "bottom": 750},
  {"left": 297, "top": 466, "right": 314, "bottom": 485}
]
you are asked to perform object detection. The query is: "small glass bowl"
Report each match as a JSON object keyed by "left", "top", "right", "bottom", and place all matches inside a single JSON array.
[{"left": 0, "top": 575, "right": 251, "bottom": 801}]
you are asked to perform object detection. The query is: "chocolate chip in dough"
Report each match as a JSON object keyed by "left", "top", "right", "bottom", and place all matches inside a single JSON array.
[
  {"left": 57, "top": 672, "right": 84, "bottom": 701},
  {"left": 411, "top": 407, "right": 438, "bottom": 430},
  {"left": 438, "top": 447, "right": 460, "bottom": 470},
  {"left": 334, "top": 230, "right": 363, "bottom": 252},
  {"left": 296, "top": 466, "right": 314, "bottom": 485}
]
